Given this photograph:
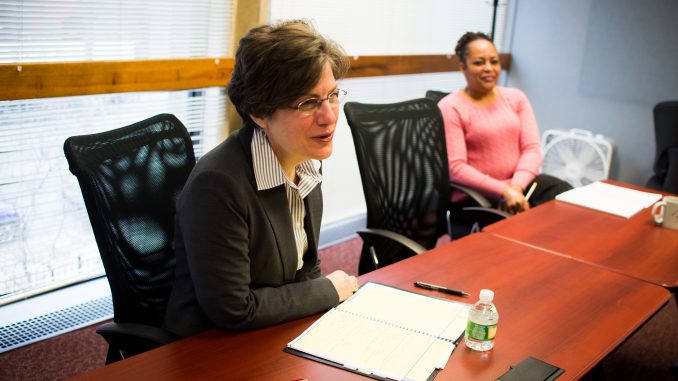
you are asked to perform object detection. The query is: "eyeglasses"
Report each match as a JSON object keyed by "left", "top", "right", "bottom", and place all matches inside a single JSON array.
[{"left": 289, "top": 89, "right": 347, "bottom": 116}]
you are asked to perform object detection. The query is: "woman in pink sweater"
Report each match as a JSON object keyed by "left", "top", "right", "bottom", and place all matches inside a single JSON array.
[{"left": 438, "top": 32, "right": 571, "bottom": 214}]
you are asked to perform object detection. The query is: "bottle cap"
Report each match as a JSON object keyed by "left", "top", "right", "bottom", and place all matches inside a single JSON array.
[{"left": 479, "top": 289, "right": 494, "bottom": 302}]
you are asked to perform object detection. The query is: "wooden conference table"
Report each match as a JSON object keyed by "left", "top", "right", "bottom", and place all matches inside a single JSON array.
[
  {"left": 484, "top": 180, "right": 678, "bottom": 289},
  {"left": 69, "top": 233, "right": 669, "bottom": 381}
]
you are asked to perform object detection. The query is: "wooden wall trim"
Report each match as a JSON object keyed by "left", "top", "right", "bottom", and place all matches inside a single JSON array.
[
  {"left": 0, "top": 58, "right": 234, "bottom": 101},
  {"left": 0, "top": 54, "right": 511, "bottom": 101},
  {"left": 348, "top": 53, "right": 511, "bottom": 78},
  {"left": 348, "top": 54, "right": 459, "bottom": 78}
]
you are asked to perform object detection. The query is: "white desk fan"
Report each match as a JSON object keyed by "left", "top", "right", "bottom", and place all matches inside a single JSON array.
[{"left": 540, "top": 129, "right": 614, "bottom": 188}]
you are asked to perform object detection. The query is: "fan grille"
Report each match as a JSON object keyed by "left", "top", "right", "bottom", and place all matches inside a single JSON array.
[{"left": 541, "top": 130, "right": 613, "bottom": 187}]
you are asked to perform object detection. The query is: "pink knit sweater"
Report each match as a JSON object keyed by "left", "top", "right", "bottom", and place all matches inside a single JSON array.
[{"left": 438, "top": 87, "right": 542, "bottom": 202}]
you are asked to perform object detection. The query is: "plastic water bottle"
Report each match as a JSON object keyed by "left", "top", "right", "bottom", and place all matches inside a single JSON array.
[{"left": 465, "top": 289, "right": 499, "bottom": 351}]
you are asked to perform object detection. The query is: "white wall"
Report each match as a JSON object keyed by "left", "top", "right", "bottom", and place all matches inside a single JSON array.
[{"left": 508, "top": 0, "right": 678, "bottom": 185}]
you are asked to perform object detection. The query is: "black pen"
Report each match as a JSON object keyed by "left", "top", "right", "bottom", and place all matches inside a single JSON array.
[{"left": 414, "top": 281, "right": 470, "bottom": 297}]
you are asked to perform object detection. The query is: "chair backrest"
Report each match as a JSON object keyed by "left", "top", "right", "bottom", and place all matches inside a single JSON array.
[
  {"left": 425, "top": 90, "right": 449, "bottom": 104},
  {"left": 652, "top": 101, "right": 678, "bottom": 179},
  {"left": 64, "top": 114, "right": 195, "bottom": 327},
  {"left": 345, "top": 98, "right": 450, "bottom": 256}
]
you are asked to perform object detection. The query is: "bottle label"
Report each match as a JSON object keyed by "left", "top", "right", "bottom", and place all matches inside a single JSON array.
[{"left": 466, "top": 321, "right": 497, "bottom": 341}]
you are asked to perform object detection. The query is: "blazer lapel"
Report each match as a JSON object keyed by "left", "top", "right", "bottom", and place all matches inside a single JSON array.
[
  {"left": 304, "top": 186, "right": 322, "bottom": 254},
  {"left": 257, "top": 185, "right": 298, "bottom": 283}
]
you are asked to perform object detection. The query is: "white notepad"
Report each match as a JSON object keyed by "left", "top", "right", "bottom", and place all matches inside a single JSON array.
[
  {"left": 286, "top": 282, "right": 470, "bottom": 381},
  {"left": 555, "top": 181, "right": 662, "bottom": 218}
]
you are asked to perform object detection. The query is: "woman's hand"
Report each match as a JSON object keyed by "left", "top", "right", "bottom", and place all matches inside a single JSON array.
[
  {"left": 501, "top": 184, "right": 530, "bottom": 214},
  {"left": 326, "top": 270, "right": 359, "bottom": 302}
]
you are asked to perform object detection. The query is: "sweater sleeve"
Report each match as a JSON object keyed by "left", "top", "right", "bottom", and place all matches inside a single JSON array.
[{"left": 509, "top": 90, "right": 542, "bottom": 189}]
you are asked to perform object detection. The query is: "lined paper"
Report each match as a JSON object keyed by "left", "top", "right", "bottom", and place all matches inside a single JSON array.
[{"left": 287, "top": 282, "right": 470, "bottom": 381}]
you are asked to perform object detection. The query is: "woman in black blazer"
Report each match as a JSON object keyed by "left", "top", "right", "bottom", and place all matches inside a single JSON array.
[{"left": 164, "top": 20, "right": 358, "bottom": 337}]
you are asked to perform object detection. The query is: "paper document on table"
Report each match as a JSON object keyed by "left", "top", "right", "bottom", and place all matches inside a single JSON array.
[
  {"left": 286, "top": 282, "right": 470, "bottom": 381},
  {"left": 555, "top": 181, "right": 662, "bottom": 218}
]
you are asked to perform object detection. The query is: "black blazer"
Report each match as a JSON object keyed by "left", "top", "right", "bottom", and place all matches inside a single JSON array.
[{"left": 163, "top": 122, "right": 338, "bottom": 337}]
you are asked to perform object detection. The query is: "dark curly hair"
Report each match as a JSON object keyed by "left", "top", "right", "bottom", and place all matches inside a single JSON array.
[
  {"left": 228, "top": 19, "right": 349, "bottom": 125},
  {"left": 454, "top": 31, "right": 493, "bottom": 66}
]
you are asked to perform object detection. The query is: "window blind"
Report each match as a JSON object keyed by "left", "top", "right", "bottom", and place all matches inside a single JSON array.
[
  {"left": 0, "top": 0, "right": 232, "bottom": 303},
  {"left": 0, "top": 0, "right": 232, "bottom": 63}
]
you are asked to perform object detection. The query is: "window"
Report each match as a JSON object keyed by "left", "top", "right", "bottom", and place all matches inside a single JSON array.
[{"left": 0, "top": 0, "right": 233, "bottom": 303}]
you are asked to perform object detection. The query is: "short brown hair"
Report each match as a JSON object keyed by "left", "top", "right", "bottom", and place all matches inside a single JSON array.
[{"left": 228, "top": 20, "right": 349, "bottom": 124}]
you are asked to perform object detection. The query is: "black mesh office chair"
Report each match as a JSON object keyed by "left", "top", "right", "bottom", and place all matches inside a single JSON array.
[
  {"left": 425, "top": 90, "right": 448, "bottom": 105},
  {"left": 345, "top": 98, "right": 506, "bottom": 274},
  {"left": 64, "top": 114, "right": 194, "bottom": 363},
  {"left": 646, "top": 101, "right": 678, "bottom": 194},
  {"left": 345, "top": 98, "right": 448, "bottom": 274}
]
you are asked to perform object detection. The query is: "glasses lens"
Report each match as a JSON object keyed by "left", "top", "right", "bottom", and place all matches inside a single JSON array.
[
  {"left": 297, "top": 98, "right": 319, "bottom": 112},
  {"left": 295, "top": 90, "right": 346, "bottom": 114},
  {"left": 327, "top": 89, "right": 346, "bottom": 108}
]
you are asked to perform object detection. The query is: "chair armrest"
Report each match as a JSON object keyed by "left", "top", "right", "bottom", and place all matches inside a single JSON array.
[
  {"left": 356, "top": 228, "right": 427, "bottom": 255},
  {"left": 356, "top": 228, "right": 428, "bottom": 274},
  {"left": 462, "top": 206, "right": 512, "bottom": 219},
  {"left": 96, "top": 322, "right": 180, "bottom": 346},
  {"left": 96, "top": 321, "right": 181, "bottom": 363},
  {"left": 451, "top": 182, "right": 492, "bottom": 208},
  {"left": 460, "top": 206, "right": 511, "bottom": 233}
]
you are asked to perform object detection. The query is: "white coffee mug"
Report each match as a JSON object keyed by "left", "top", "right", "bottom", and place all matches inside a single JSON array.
[{"left": 651, "top": 196, "right": 678, "bottom": 230}]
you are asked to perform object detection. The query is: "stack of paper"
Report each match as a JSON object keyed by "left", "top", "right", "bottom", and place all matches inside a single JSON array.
[
  {"left": 286, "top": 282, "right": 470, "bottom": 381},
  {"left": 555, "top": 181, "right": 662, "bottom": 218}
]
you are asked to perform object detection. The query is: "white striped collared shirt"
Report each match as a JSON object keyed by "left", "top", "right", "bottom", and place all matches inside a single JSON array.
[{"left": 251, "top": 127, "right": 322, "bottom": 271}]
